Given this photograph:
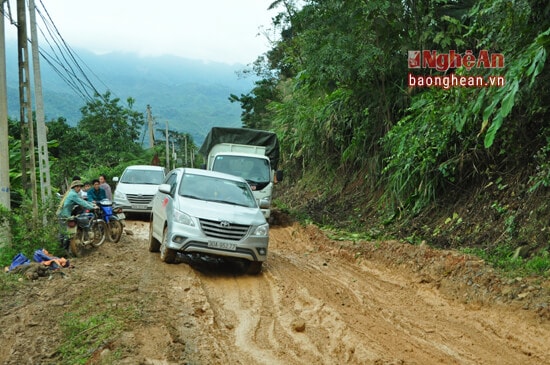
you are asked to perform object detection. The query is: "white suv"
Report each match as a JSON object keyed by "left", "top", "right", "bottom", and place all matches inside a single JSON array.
[
  {"left": 149, "top": 168, "right": 269, "bottom": 274},
  {"left": 112, "top": 165, "right": 167, "bottom": 214}
]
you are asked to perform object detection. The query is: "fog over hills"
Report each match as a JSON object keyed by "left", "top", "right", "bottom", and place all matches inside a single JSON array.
[{"left": 5, "top": 41, "right": 255, "bottom": 145}]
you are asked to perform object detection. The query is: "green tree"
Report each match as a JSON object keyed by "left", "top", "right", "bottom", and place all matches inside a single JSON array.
[
  {"left": 229, "top": 77, "right": 280, "bottom": 130},
  {"left": 383, "top": 0, "right": 550, "bottom": 211},
  {"left": 46, "top": 117, "right": 87, "bottom": 189},
  {"left": 78, "top": 91, "right": 145, "bottom": 168},
  {"left": 264, "top": 0, "right": 412, "bottom": 179}
]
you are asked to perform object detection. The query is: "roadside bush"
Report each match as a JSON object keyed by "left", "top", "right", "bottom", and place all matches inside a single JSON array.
[{"left": 0, "top": 196, "right": 63, "bottom": 269}]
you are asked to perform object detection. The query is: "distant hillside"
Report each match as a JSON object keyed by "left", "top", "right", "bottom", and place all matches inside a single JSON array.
[{"left": 5, "top": 41, "right": 254, "bottom": 145}]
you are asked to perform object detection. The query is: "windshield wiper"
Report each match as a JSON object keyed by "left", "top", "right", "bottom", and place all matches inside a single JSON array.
[
  {"left": 181, "top": 194, "right": 201, "bottom": 200},
  {"left": 209, "top": 199, "right": 250, "bottom": 207}
]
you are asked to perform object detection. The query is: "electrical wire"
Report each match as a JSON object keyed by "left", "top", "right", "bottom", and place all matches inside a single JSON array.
[
  {"left": 36, "top": 0, "right": 112, "bottom": 98},
  {"left": 2, "top": 0, "right": 115, "bottom": 103}
]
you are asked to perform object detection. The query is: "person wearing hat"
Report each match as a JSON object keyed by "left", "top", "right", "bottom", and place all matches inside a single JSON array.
[{"left": 57, "top": 180, "right": 96, "bottom": 218}]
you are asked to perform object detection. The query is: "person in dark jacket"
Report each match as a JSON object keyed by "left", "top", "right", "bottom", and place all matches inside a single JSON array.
[{"left": 87, "top": 179, "right": 107, "bottom": 203}]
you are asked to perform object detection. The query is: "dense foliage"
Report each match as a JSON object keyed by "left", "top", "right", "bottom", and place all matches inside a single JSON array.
[
  {"left": 234, "top": 0, "right": 550, "bottom": 213},
  {"left": 226, "top": 0, "right": 550, "bottom": 270}
]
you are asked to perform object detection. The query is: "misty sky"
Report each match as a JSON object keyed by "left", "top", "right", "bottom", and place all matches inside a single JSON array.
[{"left": 3, "top": 0, "right": 279, "bottom": 65}]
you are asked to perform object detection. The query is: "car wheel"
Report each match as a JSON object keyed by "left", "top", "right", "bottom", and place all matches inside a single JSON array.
[
  {"left": 246, "top": 261, "right": 263, "bottom": 275},
  {"left": 160, "top": 227, "right": 176, "bottom": 263},
  {"left": 148, "top": 219, "right": 160, "bottom": 252}
]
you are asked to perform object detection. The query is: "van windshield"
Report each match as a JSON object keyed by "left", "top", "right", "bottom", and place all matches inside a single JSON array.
[{"left": 120, "top": 170, "right": 165, "bottom": 184}]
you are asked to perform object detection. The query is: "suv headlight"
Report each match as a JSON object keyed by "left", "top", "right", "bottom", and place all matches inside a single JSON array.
[
  {"left": 174, "top": 209, "right": 194, "bottom": 226},
  {"left": 253, "top": 223, "right": 269, "bottom": 236}
]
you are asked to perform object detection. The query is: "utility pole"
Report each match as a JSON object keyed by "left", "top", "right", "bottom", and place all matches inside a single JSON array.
[
  {"left": 0, "top": 0, "right": 9, "bottom": 247},
  {"left": 171, "top": 141, "right": 175, "bottom": 169},
  {"left": 184, "top": 134, "right": 188, "bottom": 166},
  {"left": 0, "top": 0, "right": 11, "bottom": 212},
  {"left": 17, "top": 0, "right": 38, "bottom": 220},
  {"left": 146, "top": 104, "right": 154, "bottom": 148},
  {"left": 16, "top": 0, "right": 27, "bottom": 191},
  {"left": 29, "top": 0, "right": 51, "bottom": 203},
  {"left": 165, "top": 122, "right": 169, "bottom": 170}
]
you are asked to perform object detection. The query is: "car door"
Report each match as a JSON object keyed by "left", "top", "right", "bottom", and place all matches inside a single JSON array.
[{"left": 152, "top": 170, "right": 179, "bottom": 238}]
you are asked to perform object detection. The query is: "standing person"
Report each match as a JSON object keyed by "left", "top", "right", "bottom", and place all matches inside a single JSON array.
[
  {"left": 87, "top": 179, "right": 107, "bottom": 203},
  {"left": 99, "top": 174, "right": 112, "bottom": 200},
  {"left": 81, "top": 181, "right": 91, "bottom": 200}
]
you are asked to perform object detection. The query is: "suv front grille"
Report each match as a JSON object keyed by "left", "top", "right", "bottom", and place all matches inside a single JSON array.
[
  {"left": 126, "top": 194, "right": 154, "bottom": 204},
  {"left": 199, "top": 218, "right": 249, "bottom": 241}
]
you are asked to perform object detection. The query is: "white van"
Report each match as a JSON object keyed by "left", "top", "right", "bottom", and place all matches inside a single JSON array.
[{"left": 112, "top": 165, "right": 167, "bottom": 214}]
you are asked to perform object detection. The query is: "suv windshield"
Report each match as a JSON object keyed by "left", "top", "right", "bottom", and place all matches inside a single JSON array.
[
  {"left": 179, "top": 173, "right": 257, "bottom": 208},
  {"left": 121, "top": 170, "right": 165, "bottom": 184}
]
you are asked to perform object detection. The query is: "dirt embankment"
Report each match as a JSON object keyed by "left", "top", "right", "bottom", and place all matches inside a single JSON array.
[{"left": 1, "top": 216, "right": 549, "bottom": 364}]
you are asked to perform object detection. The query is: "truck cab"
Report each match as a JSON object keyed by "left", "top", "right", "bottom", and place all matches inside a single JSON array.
[
  {"left": 199, "top": 127, "right": 283, "bottom": 220},
  {"left": 211, "top": 152, "right": 273, "bottom": 218}
]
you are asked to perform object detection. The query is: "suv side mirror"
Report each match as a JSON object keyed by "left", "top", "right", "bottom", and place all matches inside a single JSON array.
[{"left": 158, "top": 184, "right": 171, "bottom": 194}]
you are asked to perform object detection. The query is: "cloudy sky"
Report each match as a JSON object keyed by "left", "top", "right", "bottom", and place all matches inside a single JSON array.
[{"left": 4, "top": 0, "right": 280, "bottom": 65}]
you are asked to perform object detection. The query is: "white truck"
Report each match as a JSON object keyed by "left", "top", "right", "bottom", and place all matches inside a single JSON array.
[{"left": 199, "top": 127, "right": 283, "bottom": 220}]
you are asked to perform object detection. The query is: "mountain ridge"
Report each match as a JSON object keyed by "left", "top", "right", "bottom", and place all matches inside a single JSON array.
[{"left": 5, "top": 41, "right": 254, "bottom": 145}]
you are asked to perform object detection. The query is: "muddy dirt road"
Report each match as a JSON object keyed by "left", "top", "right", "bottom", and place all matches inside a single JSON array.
[{"left": 1, "top": 217, "right": 550, "bottom": 364}]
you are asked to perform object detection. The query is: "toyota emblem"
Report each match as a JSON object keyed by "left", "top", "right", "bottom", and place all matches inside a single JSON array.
[{"left": 220, "top": 221, "right": 230, "bottom": 228}]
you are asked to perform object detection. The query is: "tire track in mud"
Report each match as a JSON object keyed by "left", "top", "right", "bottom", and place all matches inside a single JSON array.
[
  {"left": 214, "top": 223, "right": 550, "bottom": 365},
  {"left": 121, "top": 220, "right": 550, "bottom": 364},
  {"left": 76, "top": 221, "right": 550, "bottom": 365},
  {"left": 3, "top": 219, "right": 549, "bottom": 365}
]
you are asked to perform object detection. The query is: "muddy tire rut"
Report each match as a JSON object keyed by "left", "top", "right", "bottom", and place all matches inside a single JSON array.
[{"left": 1, "top": 217, "right": 549, "bottom": 364}]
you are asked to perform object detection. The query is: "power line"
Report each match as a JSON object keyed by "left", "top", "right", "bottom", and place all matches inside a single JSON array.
[
  {"left": 1, "top": 0, "right": 115, "bottom": 103},
  {"left": 35, "top": 0, "right": 109, "bottom": 100}
]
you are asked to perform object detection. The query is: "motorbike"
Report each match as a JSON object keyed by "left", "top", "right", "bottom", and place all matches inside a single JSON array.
[
  {"left": 60, "top": 205, "right": 107, "bottom": 257},
  {"left": 97, "top": 199, "right": 125, "bottom": 243}
]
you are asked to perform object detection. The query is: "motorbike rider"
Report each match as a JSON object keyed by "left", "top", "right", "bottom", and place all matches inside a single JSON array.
[
  {"left": 57, "top": 180, "right": 97, "bottom": 250},
  {"left": 58, "top": 180, "right": 97, "bottom": 218},
  {"left": 87, "top": 179, "right": 107, "bottom": 203}
]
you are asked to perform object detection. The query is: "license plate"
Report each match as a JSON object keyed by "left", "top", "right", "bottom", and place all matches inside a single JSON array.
[
  {"left": 117, "top": 213, "right": 126, "bottom": 220},
  {"left": 131, "top": 204, "right": 148, "bottom": 210},
  {"left": 208, "top": 240, "right": 237, "bottom": 251}
]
